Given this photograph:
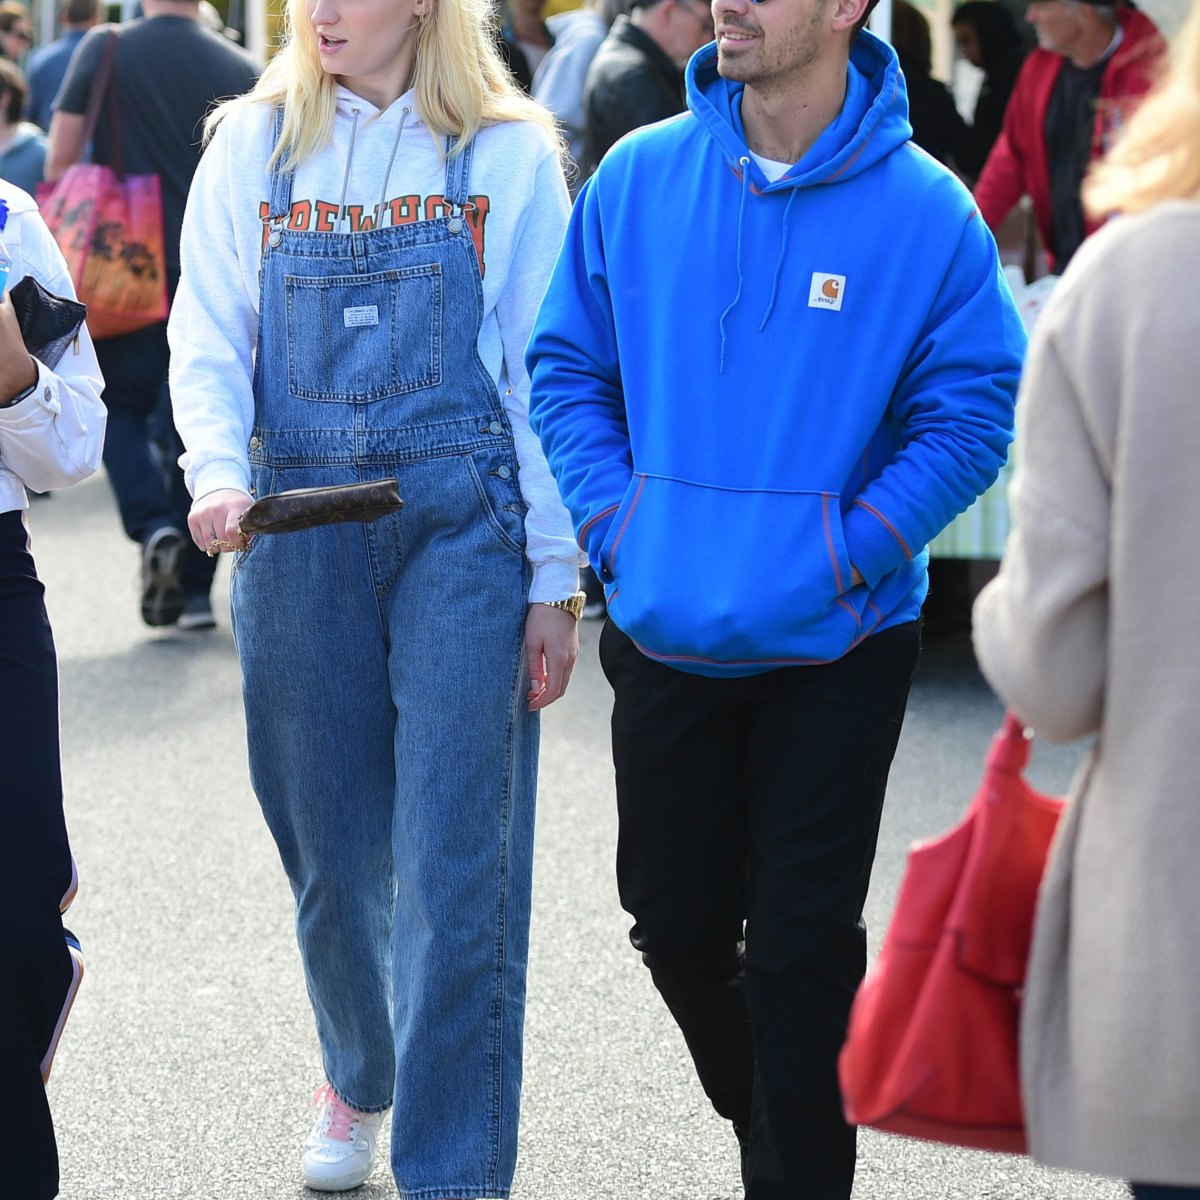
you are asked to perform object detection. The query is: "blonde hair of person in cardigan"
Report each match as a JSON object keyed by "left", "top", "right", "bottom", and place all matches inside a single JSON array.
[
  {"left": 207, "top": 0, "right": 561, "bottom": 170},
  {"left": 1085, "top": 0, "right": 1200, "bottom": 214}
]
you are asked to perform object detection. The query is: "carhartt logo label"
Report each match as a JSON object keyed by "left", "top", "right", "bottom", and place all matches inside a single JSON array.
[
  {"left": 809, "top": 273, "right": 846, "bottom": 312},
  {"left": 344, "top": 305, "right": 380, "bottom": 328}
]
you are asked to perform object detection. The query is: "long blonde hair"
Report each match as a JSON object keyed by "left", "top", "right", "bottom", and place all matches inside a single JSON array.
[
  {"left": 1085, "top": 0, "right": 1200, "bottom": 216},
  {"left": 207, "top": 0, "right": 561, "bottom": 170}
]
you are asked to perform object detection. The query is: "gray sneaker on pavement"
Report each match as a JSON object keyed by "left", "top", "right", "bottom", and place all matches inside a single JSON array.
[{"left": 141, "top": 527, "right": 186, "bottom": 627}]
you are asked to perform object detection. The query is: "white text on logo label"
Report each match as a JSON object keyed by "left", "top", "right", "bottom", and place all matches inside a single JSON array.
[{"left": 344, "top": 305, "right": 380, "bottom": 328}]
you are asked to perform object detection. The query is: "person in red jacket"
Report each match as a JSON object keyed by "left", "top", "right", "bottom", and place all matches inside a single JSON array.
[{"left": 974, "top": 0, "right": 1164, "bottom": 272}]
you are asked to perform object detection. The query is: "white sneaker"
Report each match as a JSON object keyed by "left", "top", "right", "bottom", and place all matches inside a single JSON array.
[{"left": 301, "top": 1082, "right": 385, "bottom": 1192}]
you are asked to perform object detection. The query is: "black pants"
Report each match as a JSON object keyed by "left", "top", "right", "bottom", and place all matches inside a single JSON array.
[
  {"left": 0, "top": 510, "right": 76, "bottom": 1200},
  {"left": 599, "top": 620, "right": 921, "bottom": 1200}
]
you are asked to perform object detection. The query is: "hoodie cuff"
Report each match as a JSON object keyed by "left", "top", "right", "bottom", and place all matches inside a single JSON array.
[
  {"left": 842, "top": 498, "right": 913, "bottom": 589},
  {"left": 192, "top": 459, "right": 253, "bottom": 501},
  {"left": 529, "top": 558, "right": 581, "bottom": 604},
  {"left": 579, "top": 502, "right": 620, "bottom": 580}
]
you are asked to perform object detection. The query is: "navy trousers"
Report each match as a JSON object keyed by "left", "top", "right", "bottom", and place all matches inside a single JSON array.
[
  {"left": 0, "top": 510, "right": 76, "bottom": 1199},
  {"left": 96, "top": 320, "right": 215, "bottom": 600}
]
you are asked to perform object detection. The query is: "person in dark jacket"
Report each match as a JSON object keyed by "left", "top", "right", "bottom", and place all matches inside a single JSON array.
[
  {"left": 580, "top": 0, "right": 712, "bottom": 178},
  {"left": 891, "top": 0, "right": 969, "bottom": 169},
  {"left": 533, "top": 0, "right": 625, "bottom": 189},
  {"left": 576, "top": 0, "right": 711, "bottom": 618},
  {"left": 501, "top": 0, "right": 554, "bottom": 90},
  {"left": 952, "top": 0, "right": 1027, "bottom": 180}
]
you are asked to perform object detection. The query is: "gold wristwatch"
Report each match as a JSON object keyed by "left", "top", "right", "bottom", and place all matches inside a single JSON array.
[{"left": 536, "top": 591, "right": 587, "bottom": 621}]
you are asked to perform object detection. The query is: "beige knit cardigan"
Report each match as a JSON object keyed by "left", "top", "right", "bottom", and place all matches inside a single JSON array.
[{"left": 973, "top": 200, "right": 1200, "bottom": 1186}]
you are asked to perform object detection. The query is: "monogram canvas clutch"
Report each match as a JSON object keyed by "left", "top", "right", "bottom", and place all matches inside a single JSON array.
[{"left": 238, "top": 478, "right": 403, "bottom": 536}]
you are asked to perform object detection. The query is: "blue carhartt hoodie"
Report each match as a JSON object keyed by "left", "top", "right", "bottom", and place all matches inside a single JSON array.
[{"left": 529, "top": 32, "right": 1025, "bottom": 677}]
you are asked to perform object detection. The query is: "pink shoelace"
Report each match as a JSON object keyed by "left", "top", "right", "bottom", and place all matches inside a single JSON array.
[{"left": 313, "top": 1082, "right": 363, "bottom": 1143}]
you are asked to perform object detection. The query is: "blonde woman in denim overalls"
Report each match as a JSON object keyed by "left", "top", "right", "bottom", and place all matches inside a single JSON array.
[{"left": 166, "top": 0, "right": 582, "bottom": 1190}]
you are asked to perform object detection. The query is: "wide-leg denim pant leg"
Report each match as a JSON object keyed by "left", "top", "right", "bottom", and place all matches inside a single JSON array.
[
  {"left": 232, "top": 521, "right": 399, "bottom": 1113},
  {"left": 382, "top": 452, "right": 537, "bottom": 1197},
  {"left": 232, "top": 489, "right": 537, "bottom": 1197}
]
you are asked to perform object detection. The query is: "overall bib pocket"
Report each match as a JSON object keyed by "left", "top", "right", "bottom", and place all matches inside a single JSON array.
[{"left": 285, "top": 266, "right": 444, "bottom": 402}]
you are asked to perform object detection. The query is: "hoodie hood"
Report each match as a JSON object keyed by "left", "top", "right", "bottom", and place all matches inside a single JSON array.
[
  {"left": 685, "top": 29, "right": 913, "bottom": 191},
  {"left": 333, "top": 85, "right": 423, "bottom": 126}
]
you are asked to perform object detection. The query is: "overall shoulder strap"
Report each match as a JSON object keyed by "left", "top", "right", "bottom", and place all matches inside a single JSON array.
[
  {"left": 443, "top": 134, "right": 474, "bottom": 212},
  {"left": 266, "top": 106, "right": 293, "bottom": 221}
]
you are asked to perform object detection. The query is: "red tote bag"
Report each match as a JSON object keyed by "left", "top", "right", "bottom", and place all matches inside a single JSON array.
[
  {"left": 37, "top": 32, "right": 168, "bottom": 341},
  {"left": 838, "top": 713, "right": 1064, "bottom": 1154}
]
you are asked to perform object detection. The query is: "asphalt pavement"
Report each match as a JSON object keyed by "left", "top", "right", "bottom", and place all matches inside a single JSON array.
[{"left": 29, "top": 474, "right": 1127, "bottom": 1200}]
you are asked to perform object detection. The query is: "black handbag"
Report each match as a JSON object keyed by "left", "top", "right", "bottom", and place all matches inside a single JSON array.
[{"left": 9, "top": 275, "right": 88, "bottom": 368}]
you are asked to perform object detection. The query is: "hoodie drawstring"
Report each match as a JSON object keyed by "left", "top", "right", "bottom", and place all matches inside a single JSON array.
[
  {"left": 335, "top": 107, "right": 361, "bottom": 234},
  {"left": 759, "top": 187, "right": 797, "bottom": 331},
  {"left": 335, "top": 104, "right": 411, "bottom": 234},
  {"left": 375, "top": 106, "right": 410, "bottom": 228},
  {"left": 718, "top": 157, "right": 751, "bottom": 375}
]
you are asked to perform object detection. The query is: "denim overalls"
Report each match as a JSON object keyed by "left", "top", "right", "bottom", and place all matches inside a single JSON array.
[{"left": 230, "top": 109, "right": 538, "bottom": 1199}]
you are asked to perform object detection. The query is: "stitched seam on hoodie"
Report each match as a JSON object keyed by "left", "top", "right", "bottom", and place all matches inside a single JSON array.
[
  {"left": 852, "top": 497, "right": 912, "bottom": 559},
  {"left": 608, "top": 475, "right": 646, "bottom": 570},
  {"left": 580, "top": 502, "right": 619, "bottom": 541}
]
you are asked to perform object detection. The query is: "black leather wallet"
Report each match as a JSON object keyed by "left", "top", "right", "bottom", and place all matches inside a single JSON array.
[{"left": 10, "top": 275, "right": 88, "bottom": 369}]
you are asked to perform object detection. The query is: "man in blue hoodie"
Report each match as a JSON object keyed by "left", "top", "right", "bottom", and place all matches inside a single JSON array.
[{"left": 528, "top": 0, "right": 1025, "bottom": 1193}]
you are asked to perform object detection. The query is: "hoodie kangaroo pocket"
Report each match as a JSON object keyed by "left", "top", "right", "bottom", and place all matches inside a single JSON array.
[{"left": 605, "top": 475, "right": 869, "bottom": 671}]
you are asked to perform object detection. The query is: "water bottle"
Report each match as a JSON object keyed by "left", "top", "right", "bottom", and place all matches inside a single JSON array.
[{"left": 0, "top": 198, "right": 11, "bottom": 294}]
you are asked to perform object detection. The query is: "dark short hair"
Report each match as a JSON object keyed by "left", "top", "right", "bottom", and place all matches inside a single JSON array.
[
  {"left": 854, "top": 0, "right": 883, "bottom": 37},
  {"left": 62, "top": 0, "right": 98, "bottom": 24},
  {"left": 0, "top": 55, "right": 26, "bottom": 123}
]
